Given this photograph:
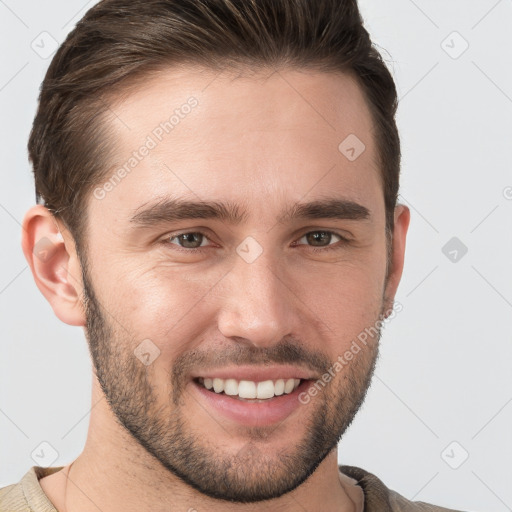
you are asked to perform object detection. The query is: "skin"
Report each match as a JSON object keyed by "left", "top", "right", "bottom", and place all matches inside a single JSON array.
[{"left": 22, "top": 65, "right": 409, "bottom": 512}]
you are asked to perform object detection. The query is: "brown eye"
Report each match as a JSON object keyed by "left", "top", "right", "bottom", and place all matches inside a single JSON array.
[
  {"left": 168, "top": 232, "right": 209, "bottom": 249},
  {"left": 305, "top": 231, "right": 333, "bottom": 246},
  {"left": 297, "top": 231, "right": 342, "bottom": 247}
]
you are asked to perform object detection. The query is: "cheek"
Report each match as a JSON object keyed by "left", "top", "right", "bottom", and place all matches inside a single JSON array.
[
  {"left": 295, "top": 258, "right": 385, "bottom": 352},
  {"left": 94, "top": 237, "right": 386, "bottom": 365},
  {"left": 102, "top": 263, "right": 227, "bottom": 356}
]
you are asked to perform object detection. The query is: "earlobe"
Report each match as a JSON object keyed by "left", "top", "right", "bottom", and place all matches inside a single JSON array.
[
  {"left": 383, "top": 204, "right": 410, "bottom": 313},
  {"left": 21, "top": 205, "right": 86, "bottom": 327}
]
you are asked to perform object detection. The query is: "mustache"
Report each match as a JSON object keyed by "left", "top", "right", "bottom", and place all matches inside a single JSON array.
[{"left": 171, "top": 338, "right": 332, "bottom": 390}]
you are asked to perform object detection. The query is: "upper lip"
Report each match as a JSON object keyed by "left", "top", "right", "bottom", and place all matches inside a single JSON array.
[{"left": 192, "top": 365, "right": 317, "bottom": 382}]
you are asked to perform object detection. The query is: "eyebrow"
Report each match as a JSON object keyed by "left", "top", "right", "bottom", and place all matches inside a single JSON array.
[{"left": 129, "top": 196, "right": 371, "bottom": 227}]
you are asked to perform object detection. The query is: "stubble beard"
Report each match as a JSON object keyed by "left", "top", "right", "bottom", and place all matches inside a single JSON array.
[{"left": 80, "top": 257, "right": 383, "bottom": 503}]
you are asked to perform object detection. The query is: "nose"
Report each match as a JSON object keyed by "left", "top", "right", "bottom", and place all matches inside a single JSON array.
[{"left": 216, "top": 250, "right": 296, "bottom": 349}]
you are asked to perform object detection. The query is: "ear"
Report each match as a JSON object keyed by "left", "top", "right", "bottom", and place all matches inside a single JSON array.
[
  {"left": 383, "top": 204, "right": 410, "bottom": 315},
  {"left": 21, "top": 205, "right": 86, "bottom": 326}
]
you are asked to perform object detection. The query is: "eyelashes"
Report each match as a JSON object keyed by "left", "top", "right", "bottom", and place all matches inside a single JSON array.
[{"left": 161, "top": 230, "right": 351, "bottom": 254}]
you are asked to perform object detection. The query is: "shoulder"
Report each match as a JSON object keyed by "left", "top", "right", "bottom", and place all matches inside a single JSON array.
[
  {"left": 0, "top": 482, "right": 30, "bottom": 512},
  {"left": 339, "top": 465, "right": 467, "bottom": 512},
  {"left": 0, "top": 478, "right": 29, "bottom": 511},
  {"left": 0, "top": 466, "right": 62, "bottom": 512}
]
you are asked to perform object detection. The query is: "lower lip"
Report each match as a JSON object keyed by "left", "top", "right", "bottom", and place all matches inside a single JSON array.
[{"left": 192, "top": 380, "right": 310, "bottom": 427}]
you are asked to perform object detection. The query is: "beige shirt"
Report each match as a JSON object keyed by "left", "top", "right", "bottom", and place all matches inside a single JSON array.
[{"left": 0, "top": 465, "right": 465, "bottom": 511}]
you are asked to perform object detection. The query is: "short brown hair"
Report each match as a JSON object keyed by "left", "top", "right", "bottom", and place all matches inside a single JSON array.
[{"left": 29, "top": 0, "right": 401, "bottom": 259}]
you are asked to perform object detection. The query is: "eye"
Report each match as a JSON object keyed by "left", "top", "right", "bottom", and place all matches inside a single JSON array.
[
  {"left": 165, "top": 231, "right": 212, "bottom": 250},
  {"left": 161, "top": 229, "right": 350, "bottom": 253},
  {"left": 294, "top": 231, "right": 349, "bottom": 251}
]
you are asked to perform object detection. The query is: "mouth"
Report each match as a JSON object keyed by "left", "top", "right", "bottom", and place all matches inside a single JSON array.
[
  {"left": 195, "top": 376, "right": 303, "bottom": 402},
  {"left": 191, "top": 371, "right": 314, "bottom": 427}
]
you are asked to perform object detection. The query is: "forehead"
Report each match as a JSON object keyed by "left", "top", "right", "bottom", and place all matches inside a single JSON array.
[{"left": 90, "top": 65, "right": 383, "bottom": 225}]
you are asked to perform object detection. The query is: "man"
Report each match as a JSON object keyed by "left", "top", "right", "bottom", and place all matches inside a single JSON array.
[{"left": 0, "top": 0, "right": 466, "bottom": 510}]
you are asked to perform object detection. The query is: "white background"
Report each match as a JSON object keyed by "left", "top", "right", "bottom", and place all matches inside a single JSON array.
[{"left": 0, "top": 1, "right": 511, "bottom": 511}]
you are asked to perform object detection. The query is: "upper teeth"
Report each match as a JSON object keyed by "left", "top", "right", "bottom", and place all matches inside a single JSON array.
[{"left": 199, "top": 377, "right": 301, "bottom": 399}]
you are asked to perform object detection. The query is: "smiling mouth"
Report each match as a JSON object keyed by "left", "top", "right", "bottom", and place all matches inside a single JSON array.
[{"left": 195, "top": 377, "right": 304, "bottom": 401}]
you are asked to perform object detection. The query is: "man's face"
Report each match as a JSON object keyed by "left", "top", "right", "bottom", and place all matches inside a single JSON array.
[{"left": 79, "top": 65, "right": 396, "bottom": 502}]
